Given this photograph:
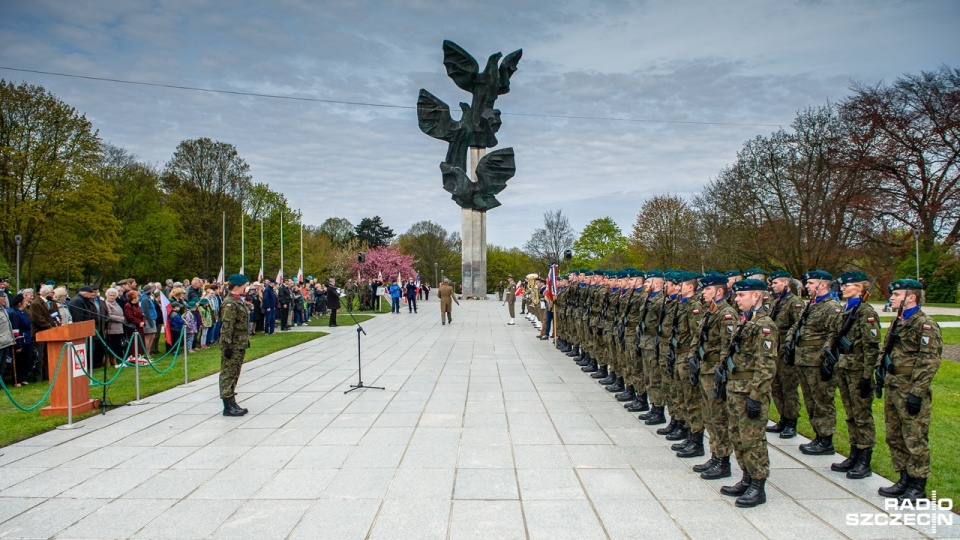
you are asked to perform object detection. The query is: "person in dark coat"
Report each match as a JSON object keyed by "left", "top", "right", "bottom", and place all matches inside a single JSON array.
[
  {"left": 261, "top": 280, "right": 278, "bottom": 334},
  {"left": 325, "top": 279, "right": 341, "bottom": 327}
]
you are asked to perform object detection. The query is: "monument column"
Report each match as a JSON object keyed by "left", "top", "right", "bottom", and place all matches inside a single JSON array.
[{"left": 462, "top": 147, "right": 487, "bottom": 298}]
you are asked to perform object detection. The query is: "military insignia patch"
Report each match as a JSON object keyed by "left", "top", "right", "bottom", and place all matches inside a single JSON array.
[
  {"left": 870, "top": 328, "right": 877, "bottom": 337},
  {"left": 835, "top": 308, "right": 842, "bottom": 313},
  {"left": 867, "top": 317, "right": 875, "bottom": 322},
  {"left": 693, "top": 309, "right": 700, "bottom": 314},
  {"left": 923, "top": 324, "right": 932, "bottom": 330},
  {"left": 727, "top": 325, "right": 734, "bottom": 333},
  {"left": 763, "top": 341, "right": 771, "bottom": 350},
  {"left": 921, "top": 336, "right": 930, "bottom": 345},
  {"left": 795, "top": 304, "right": 803, "bottom": 308},
  {"left": 762, "top": 328, "right": 771, "bottom": 334},
  {"left": 724, "top": 314, "right": 733, "bottom": 320}
]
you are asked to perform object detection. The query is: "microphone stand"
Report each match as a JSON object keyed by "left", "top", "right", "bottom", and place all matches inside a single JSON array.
[
  {"left": 68, "top": 300, "right": 126, "bottom": 414},
  {"left": 341, "top": 295, "right": 384, "bottom": 394}
]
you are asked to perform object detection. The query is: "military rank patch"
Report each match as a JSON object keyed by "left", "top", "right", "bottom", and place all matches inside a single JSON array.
[
  {"left": 922, "top": 336, "right": 930, "bottom": 345},
  {"left": 762, "top": 328, "right": 771, "bottom": 334},
  {"left": 870, "top": 329, "right": 878, "bottom": 337},
  {"left": 763, "top": 341, "right": 772, "bottom": 350},
  {"left": 795, "top": 304, "right": 803, "bottom": 308},
  {"left": 867, "top": 317, "right": 875, "bottom": 322},
  {"left": 923, "top": 324, "right": 932, "bottom": 330},
  {"left": 724, "top": 314, "right": 733, "bottom": 320}
]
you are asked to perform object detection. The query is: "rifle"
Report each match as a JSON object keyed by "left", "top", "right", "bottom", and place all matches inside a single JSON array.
[
  {"left": 665, "top": 299, "right": 682, "bottom": 378},
  {"left": 769, "top": 287, "right": 788, "bottom": 324},
  {"left": 689, "top": 310, "right": 712, "bottom": 386},
  {"left": 874, "top": 301, "right": 903, "bottom": 399},
  {"left": 781, "top": 299, "right": 813, "bottom": 366},
  {"left": 635, "top": 290, "right": 653, "bottom": 355},
  {"left": 822, "top": 279, "right": 876, "bottom": 381},
  {"left": 653, "top": 294, "right": 668, "bottom": 363},
  {"left": 617, "top": 284, "right": 641, "bottom": 345},
  {"left": 714, "top": 315, "right": 748, "bottom": 400}
]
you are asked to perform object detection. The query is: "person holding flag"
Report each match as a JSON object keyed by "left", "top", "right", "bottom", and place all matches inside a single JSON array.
[{"left": 539, "top": 264, "right": 558, "bottom": 340}]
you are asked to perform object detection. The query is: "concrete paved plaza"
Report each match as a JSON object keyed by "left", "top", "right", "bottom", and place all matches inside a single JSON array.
[{"left": 0, "top": 298, "right": 955, "bottom": 539}]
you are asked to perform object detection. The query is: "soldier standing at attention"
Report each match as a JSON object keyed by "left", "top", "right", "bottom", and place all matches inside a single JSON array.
[
  {"left": 503, "top": 275, "right": 517, "bottom": 325},
  {"left": 345, "top": 279, "right": 358, "bottom": 313},
  {"left": 765, "top": 270, "right": 804, "bottom": 439},
  {"left": 877, "top": 279, "right": 942, "bottom": 503},
  {"left": 826, "top": 272, "right": 881, "bottom": 479},
  {"left": 721, "top": 278, "right": 778, "bottom": 508},
  {"left": 638, "top": 270, "right": 666, "bottom": 425},
  {"left": 437, "top": 279, "right": 458, "bottom": 325},
  {"left": 786, "top": 270, "right": 842, "bottom": 455},
  {"left": 497, "top": 280, "right": 505, "bottom": 301},
  {"left": 220, "top": 274, "right": 251, "bottom": 417}
]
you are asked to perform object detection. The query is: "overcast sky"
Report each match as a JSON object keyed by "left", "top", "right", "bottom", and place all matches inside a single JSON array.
[{"left": 2, "top": 0, "right": 958, "bottom": 248}]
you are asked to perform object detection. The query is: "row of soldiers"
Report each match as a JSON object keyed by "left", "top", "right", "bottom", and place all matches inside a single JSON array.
[{"left": 551, "top": 267, "right": 942, "bottom": 508}]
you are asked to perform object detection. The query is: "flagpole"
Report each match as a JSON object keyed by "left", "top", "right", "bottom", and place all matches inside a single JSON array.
[
  {"left": 299, "top": 212, "right": 304, "bottom": 280},
  {"left": 280, "top": 211, "right": 285, "bottom": 280},
  {"left": 260, "top": 218, "right": 265, "bottom": 281},
  {"left": 221, "top": 211, "right": 226, "bottom": 281},
  {"left": 240, "top": 213, "right": 245, "bottom": 275}
]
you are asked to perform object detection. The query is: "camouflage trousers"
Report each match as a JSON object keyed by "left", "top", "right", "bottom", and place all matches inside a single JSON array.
[
  {"left": 676, "top": 351, "right": 701, "bottom": 431},
  {"left": 700, "top": 370, "right": 732, "bottom": 457},
  {"left": 624, "top": 338, "right": 643, "bottom": 392},
  {"left": 770, "top": 356, "right": 801, "bottom": 421},
  {"left": 885, "top": 376, "right": 932, "bottom": 479},
  {"left": 798, "top": 365, "right": 837, "bottom": 437},
  {"left": 837, "top": 368, "right": 875, "bottom": 449},
  {"left": 219, "top": 348, "right": 246, "bottom": 399},
  {"left": 641, "top": 346, "right": 662, "bottom": 405},
  {"left": 726, "top": 390, "right": 770, "bottom": 479},
  {"left": 659, "top": 348, "right": 681, "bottom": 421}
]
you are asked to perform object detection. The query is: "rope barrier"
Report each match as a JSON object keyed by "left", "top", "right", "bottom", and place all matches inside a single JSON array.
[{"left": 0, "top": 342, "right": 67, "bottom": 411}]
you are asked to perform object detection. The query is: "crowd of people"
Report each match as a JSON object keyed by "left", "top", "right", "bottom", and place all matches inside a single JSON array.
[{"left": 504, "top": 267, "right": 942, "bottom": 507}]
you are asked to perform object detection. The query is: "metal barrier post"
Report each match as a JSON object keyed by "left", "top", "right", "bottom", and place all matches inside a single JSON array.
[
  {"left": 130, "top": 334, "right": 147, "bottom": 406},
  {"left": 182, "top": 332, "right": 191, "bottom": 386}
]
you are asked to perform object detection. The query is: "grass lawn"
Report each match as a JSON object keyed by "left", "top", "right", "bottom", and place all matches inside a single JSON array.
[
  {"left": 0, "top": 330, "right": 325, "bottom": 447},
  {"left": 780, "top": 327, "right": 960, "bottom": 500},
  {"left": 926, "top": 303, "right": 960, "bottom": 309},
  {"left": 878, "top": 314, "right": 960, "bottom": 322}
]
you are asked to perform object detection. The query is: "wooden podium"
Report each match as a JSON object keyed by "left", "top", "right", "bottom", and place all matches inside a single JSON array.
[{"left": 35, "top": 320, "right": 97, "bottom": 417}]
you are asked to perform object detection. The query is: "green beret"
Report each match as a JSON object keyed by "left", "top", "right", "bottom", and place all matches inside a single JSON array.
[
  {"left": 743, "top": 268, "right": 765, "bottom": 278},
  {"left": 645, "top": 269, "right": 664, "bottom": 279},
  {"left": 684, "top": 272, "right": 703, "bottom": 283},
  {"left": 837, "top": 271, "right": 869, "bottom": 285},
  {"left": 732, "top": 278, "right": 767, "bottom": 292},
  {"left": 227, "top": 274, "right": 249, "bottom": 286},
  {"left": 769, "top": 270, "right": 792, "bottom": 280},
  {"left": 805, "top": 270, "right": 832, "bottom": 281},
  {"left": 665, "top": 271, "right": 683, "bottom": 284},
  {"left": 889, "top": 278, "right": 924, "bottom": 292},
  {"left": 724, "top": 270, "right": 742, "bottom": 278},
  {"left": 699, "top": 272, "right": 727, "bottom": 288},
  {"left": 583, "top": 270, "right": 593, "bottom": 276},
  {"left": 199, "top": 298, "right": 209, "bottom": 305}
]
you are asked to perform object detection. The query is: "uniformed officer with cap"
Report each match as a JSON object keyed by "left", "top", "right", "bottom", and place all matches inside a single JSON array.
[
  {"left": 827, "top": 271, "right": 881, "bottom": 479},
  {"left": 787, "top": 270, "right": 842, "bottom": 455},
  {"left": 765, "top": 270, "right": 804, "bottom": 438},
  {"left": 220, "top": 274, "right": 251, "bottom": 417},
  {"left": 722, "top": 278, "right": 778, "bottom": 507},
  {"left": 877, "top": 279, "right": 942, "bottom": 503}
]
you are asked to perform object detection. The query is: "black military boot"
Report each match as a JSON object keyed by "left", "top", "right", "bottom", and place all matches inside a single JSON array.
[
  {"left": 567, "top": 346, "right": 581, "bottom": 357},
  {"left": 231, "top": 396, "right": 249, "bottom": 414},
  {"left": 656, "top": 416, "right": 677, "bottom": 435},
  {"left": 693, "top": 453, "right": 718, "bottom": 473},
  {"left": 598, "top": 369, "right": 617, "bottom": 385},
  {"left": 590, "top": 364, "right": 609, "bottom": 379},
  {"left": 847, "top": 447, "right": 873, "bottom": 479},
  {"left": 720, "top": 470, "right": 752, "bottom": 496},
  {"left": 798, "top": 433, "right": 820, "bottom": 453},
  {"left": 605, "top": 377, "right": 626, "bottom": 393},
  {"left": 735, "top": 478, "right": 767, "bottom": 508},
  {"left": 897, "top": 477, "right": 927, "bottom": 504},
  {"left": 615, "top": 385, "right": 636, "bottom": 402},
  {"left": 581, "top": 358, "right": 599, "bottom": 373},
  {"left": 700, "top": 455, "right": 732, "bottom": 480},
  {"left": 676, "top": 431, "right": 705, "bottom": 458},
  {"left": 831, "top": 446, "right": 860, "bottom": 473},
  {"left": 878, "top": 470, "right": 910, "bottom": 497},
  {"left": 666, "top": 421, "right": 689, "bottom": 441},
  {"left": 644, "top": 406, "right": 667, "bottom": 425},
  {"left": 765, "top": 418, "right": 785, "bottom": 433},
  {"left": 779, "top": 418, "right": 797, "bottom": 439},
  {"left": 576, "top": 354, "right": 592, "bottom": 366},
  {"left": 222, "top": 397, "right": 246, "bottom": 417},
  {"left": 636, "top": 392, "right": 650, "bottom": 412},
  {"left": 671, "top": 433, "right": 691, "bottom": 452},
  {"left": 800, "top": 434, "right": 834, "bottom": 455}
]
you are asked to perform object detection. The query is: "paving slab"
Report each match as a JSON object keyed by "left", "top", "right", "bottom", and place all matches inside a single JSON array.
[{"left": 0, "top": 297, "right": 955, "bottom": 538}]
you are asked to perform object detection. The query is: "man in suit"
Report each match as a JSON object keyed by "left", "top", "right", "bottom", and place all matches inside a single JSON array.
[
  {"left": 326, "top": 278, "right": 341, "bottom": 327},
  {"left": 262, "top": 279, "right": 278, "bottom": 334},
  {"left": 438, "top": 279, "right": 458, "bottom": 325},
  {"left": 503, "top": 275, "right": 517, "bottom": 325}
]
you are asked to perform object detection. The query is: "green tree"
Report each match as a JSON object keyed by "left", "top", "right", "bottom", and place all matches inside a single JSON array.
[
  {"left": 355, "top": 216, "right": 394, "bottom": 249},
  {"left": 397, "top": 221, "right": 459, "bottom": 285},
  {"left": 242, "top": 183, "right": 297, "bottom": 278},
  {"left": 571, "top": 217, "right": 629, "bottom": 269},
  {"left": 632, "top": 194, "right": 701, "bottom": 270},
  {"left": 162, "top": 138, "right": 253, "bottom": 277},
  {"left": 487, "top": 245, "right": 537, "bottom": 293},
  {"left": 523, "top": 209, "right": 576, "bottom": 271},
  {"left": 318, "top": 217, "right": 356, "bottom": 247},
  {"left": 0, "top": 80, "right": 109, "bottom": 284}
]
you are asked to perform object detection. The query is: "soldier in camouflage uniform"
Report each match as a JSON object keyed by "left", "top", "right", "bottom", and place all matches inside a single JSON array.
[
  {"left": 581, "top": 272, "right": 606, "bottom": 374},
  {"left": 765, "top": 270, "right": 804, "bottom": 439},
  {"left": 786, "top": 270, "right": 842, "bottom": 455},
  {"left": 655, "top": 272, "right": 684, "bottom": 437},
  {"left": 612, "top": 271, "right": 641, "bottom": 401},
  {"left": 344, "top": 279, "right": 358, "bottom": 312},
  {"left": 693, "top": 272, "right": 738, "bottom": 480},
  {"left": 638, "top": 270, "right": 667, "bottom": 425},
  {"left": 876, "top": 279, "right": 942, "bottom": 503},
  {"left": 720, "top": 278, "right": 778, "bottom": 508},
  {"left": 826, "top": 271, "right": 881, "bottom": 479},
  {"left": 623, "top": 273, "right": 649, "bottom": 412},
  {"left": 600, "top": 272, "right": 628, "bottom": 392},
  {"left": 672, "top": 272, "right": 704, "bottom": 457},
  {"left": 219, "top": 274, "right": 252, "bottom": 417}
]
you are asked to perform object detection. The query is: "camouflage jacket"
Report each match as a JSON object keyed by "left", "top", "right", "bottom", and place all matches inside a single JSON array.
[
  {"left": 728, "top": 312, "right": 779, "bottom": 402},
  {"left": 624, "top": 287, "right": 647, "bottom": 345},
  {"left": 882, "top": 309, "right": 942, "bottom": 397},
  {"left": 658, "top": 295, "right": 680, "bottom": 355},
  {"left": 590, "top": 285, "right": 607, "bottom": 329},
  {"left": 825, "top": 300, "right": 881, "bottom": 378},
  {"left": 769, "top": 291, "right": 804, "bottom": 339},
  {"left": 675, "top": 296, "right": 699, "bottom": 356},
  {"left": 639, "top": 290, "right": 665, "bottom": 349},
  {"left": 699, "top": 299, "right": 739, "bottom": 375},
  {"left": 220, "top": 293, "right": 250, "bottom": 350},
  {"left": 787, "top": 295, "right": 842, "bottom": 367}
]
